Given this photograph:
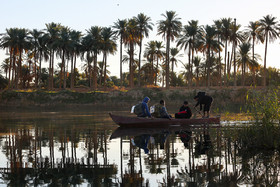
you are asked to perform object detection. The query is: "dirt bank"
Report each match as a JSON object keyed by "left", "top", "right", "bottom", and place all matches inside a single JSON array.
[{"left": 0, "top": 87, "right": 256, "bottom": 113}]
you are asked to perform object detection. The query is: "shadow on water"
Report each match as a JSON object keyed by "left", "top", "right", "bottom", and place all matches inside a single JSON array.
[{"left": 0, "top": 110, "right": 279, "bottom": 186}]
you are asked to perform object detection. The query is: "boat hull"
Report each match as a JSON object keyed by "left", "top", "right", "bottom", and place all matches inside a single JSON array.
[{"left": 109, "top": 113, "right": 220, "bottom": 128}]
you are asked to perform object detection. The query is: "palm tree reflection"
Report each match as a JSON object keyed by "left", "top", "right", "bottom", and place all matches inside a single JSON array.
[{"left": 1, "top": 122, "right": 280, "bottom": 186}]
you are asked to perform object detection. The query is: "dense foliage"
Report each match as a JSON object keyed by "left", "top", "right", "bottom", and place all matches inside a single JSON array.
[{"left": 1, "top": 13, "right": 280, "bottom": 90}]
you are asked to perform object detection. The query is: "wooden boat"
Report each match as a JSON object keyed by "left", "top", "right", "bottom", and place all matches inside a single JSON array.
[{"left": 109, "top": 113, "right": 220, "bottom": 128}]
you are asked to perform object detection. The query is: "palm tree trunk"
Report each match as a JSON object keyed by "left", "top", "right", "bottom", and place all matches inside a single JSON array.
[
  {"left": 8, "top": 48, "right": 13, "bottom": 88},
  {"left": 74, "top": 54, "right": 77, "bottom": 87},
  {"left": 252, "top": 37, "right": 256, "bottom": 86},
  {"left": 166, "top": 36, "right": 170, "bottom": 89},
  {"left": 60, "top": 50, "right": 65, "bottom": 89},
  {"left": 188, "top": 46, "right": 191, "bottom": 88},
  {"left": 88, "top": 60, "right": 91, "bottom": 88},
  {"left": 155, "top": 57, "right": 159, "bottom": 86},
  {"left": 218, "top": 35, "right": 222, "bottom": 86},
  {"left": 224, "top": 40, "right": 228, "bottom": 86},
  {"left": 52, "top": 50, "right": 55, "bottom": 89},
  {"left": 191, "top": 38, "right": 195, "bottom": 87},
  {"left": 227, "top": 51, "right": 230, "bottom": 86},
  {"left": 100, "top": 54, "right": 105, "bottom": 85},
  {"left": 39, "top": 51, "right": 42, "bottom": 88},
  {"left": 233, "top": 42, "right": 237, "bottom": 87},
  {"left": 242, "top": 60, "right": 245, "bottom": 86},
  {"left": 19, "top": 49, "right": 23, "bottom": 89},
  {"left": 93, "top": 53, "right": 98, "bottom": 90},
  {"left": 207, "top": 48, "right": 211, "bottom": 87},
  {"left": 70, "top": 54, "right": 74, "bottom": 89},
  {"left": 12, "top": 50, "right": 16, "bottom": 89},
  {"left": 34, "top": 47, "right": 37, "bottom": 87},
  {"left": 129, "top": 42, "right": 134, "bottom": 88},
  {"left": 138, "top": 40, "right": 142, "bottom": 87},
  {"left": 63, "top": 52, "right": 67, "bottom": 89},
  {"left": 48, "top": 50, "right": 52, "bottom": 90},
  {"left": 103, "top": 54, "right": 107, "bottom": 88},
  {"left": 263, "top": 32, "right": 268, "bottom": 87},
  {"left": 120, "top": 38, "right": 123, "bottom": 87}
]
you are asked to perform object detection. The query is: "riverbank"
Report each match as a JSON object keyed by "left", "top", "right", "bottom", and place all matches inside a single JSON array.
[{"left": 0, "top": 87, "right": 256, "bottom": 112}]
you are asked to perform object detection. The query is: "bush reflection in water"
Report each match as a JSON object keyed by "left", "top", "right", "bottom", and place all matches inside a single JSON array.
[{"left": 0, "top": 112, "right": 279, "bottom": 186}]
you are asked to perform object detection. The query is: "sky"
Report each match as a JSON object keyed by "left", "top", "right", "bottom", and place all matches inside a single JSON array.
[{"left": 1, "top": 0, "right": 280, "bottom": 77}]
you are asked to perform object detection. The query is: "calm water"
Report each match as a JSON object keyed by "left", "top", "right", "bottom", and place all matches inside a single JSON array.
[{"left": 0, "top": 109, "right": 279, "bottom": 186}]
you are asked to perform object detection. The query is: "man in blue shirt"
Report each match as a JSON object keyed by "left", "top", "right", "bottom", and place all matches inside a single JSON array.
[{"left": 138, "top": 96, "right": 152, "bottom": 117}]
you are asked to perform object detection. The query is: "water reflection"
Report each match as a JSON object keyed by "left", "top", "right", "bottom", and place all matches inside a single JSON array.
[{"left": 0, "top": 111, "right": 279, "bottom": 186}]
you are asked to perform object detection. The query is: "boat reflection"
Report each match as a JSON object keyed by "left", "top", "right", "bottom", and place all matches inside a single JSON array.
[{"left": 111, "top": 125, "right": 221, "bottom": 186}]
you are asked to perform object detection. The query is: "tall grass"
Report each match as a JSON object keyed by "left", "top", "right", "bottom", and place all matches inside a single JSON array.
[{"left": 237, "top": 88, "right": 280, "bottom": 151}]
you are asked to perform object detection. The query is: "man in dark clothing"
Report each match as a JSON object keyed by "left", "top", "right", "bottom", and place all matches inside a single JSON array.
[
  {"left": 137, "top": 96, "right": 152, "bottom": 117},
  {"left": 175, "top": 101, "right": 192, "bottom": 119},
  {"left": 152, "top": 100, "right": 172, "bottom": 119},
  {"left": 194, "top": 92, "right": 213, "bottom": 118}
]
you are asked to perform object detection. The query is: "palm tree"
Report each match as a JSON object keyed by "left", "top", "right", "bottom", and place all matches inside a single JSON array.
[
  {"left": 157, "top": 10, "right": 182, "bottom": 88},
  {"left": 1, "top": 58, "right": 9, "bottom": 79},
  {"left": 229, "top": 19, "right": 244, "bottom": 86},
  {"left": 144, "top": 40, "right": 156, "bottom": 84},
  {"left": 221, "top": 18, "right": 232, "bottom": 86},
  {"left": 193, "top": 56, "right": 202, "bottom": 86},
  {"left": 245, "top": 21, "right": 264, "bottom": 66},
  {"left": 54, "top": 26, "right": 71, "bottom": 89},
  {"left": 14, "top": 28, "right": 31, "bottom": 88},
  {"left": 37, "top": 33, "right": 49, "bottom": 87},
  {"left": 258, "top": 15, "right": 280, "bottom": 87},
  {"left": 187, "top": 20, "right": 202, "bottom": 80},
  {"left": 170, "top": 47, "right": 182, "bottom": 86},
  {"left": 170, "top": 47, "right": 182, "bottom": 74},
  {"left": 86, "top": 26, "right": 102, "bottom": 89},
  {"left": 154, "top": 41, "right": 165, "bottom": 85},
  {"left": 100, "top": 27, "right": 117, "bottom": 88},
  {"left": 69, "top": 30, "right": 82, "bottom": 89},
  {"left": 123, "top": 18, "right": 140, "bottom": 87},
  {"left": 214, "top": 20, "right": 223, "bottom": 86},
  {"left": 140, "top": 62, "right": 155, "bottom": 85},
  {"left": 122, "top": 49, "right": 139, "bottom": 86},
  {"left": 177, "top": 25, "right": 192, "bottom": 87},
  {"left": 45, "top": 22, "right": 62, "bottom": 89},
  {"left": 113, "top": 19, "right": 127, "bottom": 87},
  {"left": 81, "top": 34, "right": 93, "bottom": 87},
  {"left": 198, "top": 25, "right": 222, "bottom": 87},
  {"left": 134, "top": 13, "right": 153, "bottom": 87},
  {"left": 177, "top": 21, "right": 201, "bottom": 87},
  {"left": 0, "top": 28, "right": 18, "bottom": 87},
  {"left": 236, "top": 42, "right": 254, "bottom": 86},
  {"left": 30, "top": 29, "right": 44, "bottom": 87}
]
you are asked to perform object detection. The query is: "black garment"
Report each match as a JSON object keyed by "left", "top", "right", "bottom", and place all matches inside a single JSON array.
[
  {"left": 175, "top": 105, "right": 192, "bottom": 119},
  {"left": 195, "top": 95, "right": 213, "bottom": 112}
]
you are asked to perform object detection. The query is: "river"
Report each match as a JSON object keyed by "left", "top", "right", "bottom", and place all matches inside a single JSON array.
[{"left": 0, "top": 108, "right": 278, "bottom": 186}]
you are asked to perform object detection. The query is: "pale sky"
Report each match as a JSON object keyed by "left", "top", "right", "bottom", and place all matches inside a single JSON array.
[{"left": 1, "top": 0, "right": 280, "bottom": 77}]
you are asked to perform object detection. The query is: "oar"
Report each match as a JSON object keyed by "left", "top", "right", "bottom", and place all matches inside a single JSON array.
[{"left": 193, "top": 106, "right": 204, "bottom": 118}]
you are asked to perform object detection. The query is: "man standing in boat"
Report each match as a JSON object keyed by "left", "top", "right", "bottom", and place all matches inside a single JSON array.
[
  {"left": 137, "top": 96, "right": 152, "bottom": 118},
  {"left": 194, "top": 92, "right": 213, "bottom": 118}
]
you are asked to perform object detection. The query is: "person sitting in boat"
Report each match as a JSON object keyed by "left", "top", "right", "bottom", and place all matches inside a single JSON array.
[
  {"left": 175, "top": 101, "right": 192, "bottom": 119},
  {"left": 194, "top": 92, "right": 213, "bottom": 118},
  {"left": 152, "top": 100, "right": 172, "bottom": 119},
  {"left": 136, "top": 96, "right": 152, "bottom": 118}
]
